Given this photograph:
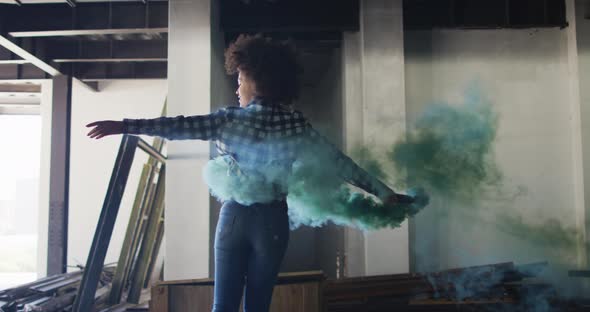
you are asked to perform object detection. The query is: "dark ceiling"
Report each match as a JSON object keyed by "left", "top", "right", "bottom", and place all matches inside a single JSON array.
[
  {"left": 0, "top": 0, "right": 568, "bottom": 86},
  {"left": 0, "top": 0, "right": 168, "bottom": 83}
]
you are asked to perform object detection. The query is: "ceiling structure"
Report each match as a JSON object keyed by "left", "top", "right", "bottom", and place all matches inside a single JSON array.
[
  {"left": 0, "top": 0, "right": 360, "bottom": 98},
  {"left": 0, "top": 0, "right": 567, "bottom": 92},
  {"left": 0, "top": 81, "right": 40, "bottom": 114},
  {"left": 0, "top": 0, "right": 168, "bottom": 90}
]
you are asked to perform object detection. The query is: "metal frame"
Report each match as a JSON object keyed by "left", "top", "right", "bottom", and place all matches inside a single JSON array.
[
  {"left": 71, "top": 135, "right": 166, "bottom": 312},
  {"left": 127, "top": 165, "right": 165, "bottom": 303},
  {"left": 108, "top": 135, "right": 165, "bottom": 305},
  {"left": 71, "top": 135, "right": 138, "bottom": 312}
]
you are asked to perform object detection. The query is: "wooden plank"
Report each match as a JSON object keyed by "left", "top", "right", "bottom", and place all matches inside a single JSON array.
[
  {"left": 169, "top": 285, "right": 214, "bottom": 312},
  {"left": 157, "top": 270, "right": 325, "bottom": 286},
  {"left": 153, "top": 280, "right": 322, "bottom": 312},
  {"left": 269, "top": 282, "right": 322, "bottom": 312},
  {"left": 303, "top": 282, "right": 321, "bottom": 312},
  {"left": 149, "top": 285, "right": 168, "bottom": 312},
  {"left": 271, "top": 284, "right": 304, "bottom": 311}
]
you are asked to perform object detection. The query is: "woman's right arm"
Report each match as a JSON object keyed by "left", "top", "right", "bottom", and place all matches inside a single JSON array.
[
  {"left": 87, "top": 108, "right": 229, "bottom": 141},
  {"left": 304, "top": 123, "right": 413, "bottom": 204}
]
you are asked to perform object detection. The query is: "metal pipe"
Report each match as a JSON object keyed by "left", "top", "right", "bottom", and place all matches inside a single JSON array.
[{"left": 138, "top": 138, "right": 166, "bottom": 163}]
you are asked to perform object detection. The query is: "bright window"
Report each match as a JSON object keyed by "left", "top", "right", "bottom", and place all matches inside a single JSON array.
[{"left": 0, "top": 115, "right": 41, "bottom": 290}]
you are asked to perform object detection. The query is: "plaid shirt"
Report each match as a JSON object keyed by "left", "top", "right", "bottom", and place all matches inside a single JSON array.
[{"left": 123, "top": 99, "right": 395, "bottom": 200}]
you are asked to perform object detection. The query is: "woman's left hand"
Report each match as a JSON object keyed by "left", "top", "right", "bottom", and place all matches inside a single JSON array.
[{"left": 86, "top": 120, "right": 125, "bottom": 139}]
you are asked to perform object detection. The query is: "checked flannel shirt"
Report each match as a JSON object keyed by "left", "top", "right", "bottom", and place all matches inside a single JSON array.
[{"left": 123, "top": 98, "right": 395, "bottom": 200}]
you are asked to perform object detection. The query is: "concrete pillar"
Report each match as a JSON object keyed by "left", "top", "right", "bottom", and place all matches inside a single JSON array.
[
  {"left": 165, "top": 0, "right": 213, "bottom": 280},
  {"left": 574, "top": 0, "right": 590, "bottom": 269},
  {"left": 48, "top": 74, "right": 72, "bottom": 275},
  {"left": 37, "top": 80, "right": 53, "bottom": 278},
  {"left": 343, "top": 0, "right": 408, "bottom": 276},
  {"left": 566, "top": 0, "right": 587, "bottom": 269}
]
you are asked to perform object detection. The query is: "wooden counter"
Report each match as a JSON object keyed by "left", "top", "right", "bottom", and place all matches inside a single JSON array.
[{"left": 149, "top": 271, "right": 325, "bottom": 312}]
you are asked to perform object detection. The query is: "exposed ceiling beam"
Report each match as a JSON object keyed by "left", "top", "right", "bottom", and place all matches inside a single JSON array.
[
  {"left": 0, "top": 35, "right": 60, "bottom": 76},
  {"left": 0, "top": 83, "right": 41, "bottom": 92},
  {"left": 0, "top": 90, "right": 40, "bottom": 96},
  {"left": 0, "top": 99, "right": 40, "bottom": 105},
  {"left": 0, "top": 79, "right": 46, "bottom": 83},
  {"left": 9, "top": 28, "right": 168, "bottom": 38},
  {"left": 0, "top": 38, "right": 103, "bottom": 91},
  {"left": 0, "top": 106, "right": 41, "bottom": 115},
  {"left": 81, "top": 78, "right": 162, "bottom": 82},
  {"left": 2, "top": 1, "right": 169, "bottom": 40},
  {"left": 53, "top": 57, "right": 166, "bottom": 63},
  {"left": 0, "top": 59, "right": 30, "bottom": 65},
  {"left": 38, "top": 36, "right": 167, "bottom": 60}
]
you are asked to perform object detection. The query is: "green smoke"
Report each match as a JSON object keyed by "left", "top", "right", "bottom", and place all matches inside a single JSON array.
[
  {"left": 495, "top": 214, "right": 580, "bottom": 251},
  {"left": 286, "top": 150, "right": 427, "bottom": 230},
  {"left": 350, "top": 146, "right": 388, "bottom": 182},
  {"left": 204, "top": 146, "right": 428, "bottom": 230},
  {"left": 390, "top": 88, "right": 501, "bottom": 202},
  {"left": 202, "top": 88, "right": 503, "bottom": 230}
]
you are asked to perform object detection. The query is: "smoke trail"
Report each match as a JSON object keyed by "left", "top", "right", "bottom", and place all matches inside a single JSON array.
[
  {"left": 494, "top": 214, "right": 579, "bottom": 251},
  {"left": 202, "top": 88, "right": 501, "bottom": 230},
  {"left": 394, "top": 86, "right": 585, "bottom": 305},
  {"left": 204, "top": 145, "right": 428, "bottom": 230},
  {"left": 349, "top": 146, "right": 388, "bottom": 182},
  {"left": 390, "top": 87, "right": 501, "bottom": 202},
  {"left": 285, "top": 149, "right": 428, "bottom": 230}
]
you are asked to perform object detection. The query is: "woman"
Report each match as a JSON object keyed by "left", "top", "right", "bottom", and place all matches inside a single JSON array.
[{"left": 87, "top": 34, "right": 413, "bottom": 312}]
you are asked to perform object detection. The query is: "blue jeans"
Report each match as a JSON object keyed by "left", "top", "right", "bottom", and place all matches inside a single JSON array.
[{"left": 213, "top": 200, "right": 290, "bottom": 312}]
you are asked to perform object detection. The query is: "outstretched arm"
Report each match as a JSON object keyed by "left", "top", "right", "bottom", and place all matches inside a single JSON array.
[
  {"left": 305, "top": 124, "right": 413, "bottom": 205},
  {"left": 86, "top": 109, "right": 228, "bottom": 141}
]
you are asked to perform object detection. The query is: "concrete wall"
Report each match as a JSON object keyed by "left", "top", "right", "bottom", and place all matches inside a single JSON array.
[
  {"left": 166, "top": 0, "right": 213, "bottom": 280},
  {"left": 404, "top": 25, "right": 584, "bottom": 275},
  {"left": 575, "top": 0, "right": 590, "bottom": 266},
  {"left": 208, "top": 0, "right": 239, "bottom": 277},
  {"left": 281, "top": 45, "right": 344, "bottom": 277},
  {"left": 342, "top": 0, "right": 409, "bottom": 276},
  {"left": 53, "top": 0, "right": 590, "bottom": 285},
  {"left": 68, "top": 79, "right": 166, "bottom": 270}
]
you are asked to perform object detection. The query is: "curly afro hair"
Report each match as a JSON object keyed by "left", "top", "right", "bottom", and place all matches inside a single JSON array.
[{"left": 225, "top": 34, "right": 302, "bottom": 105}]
